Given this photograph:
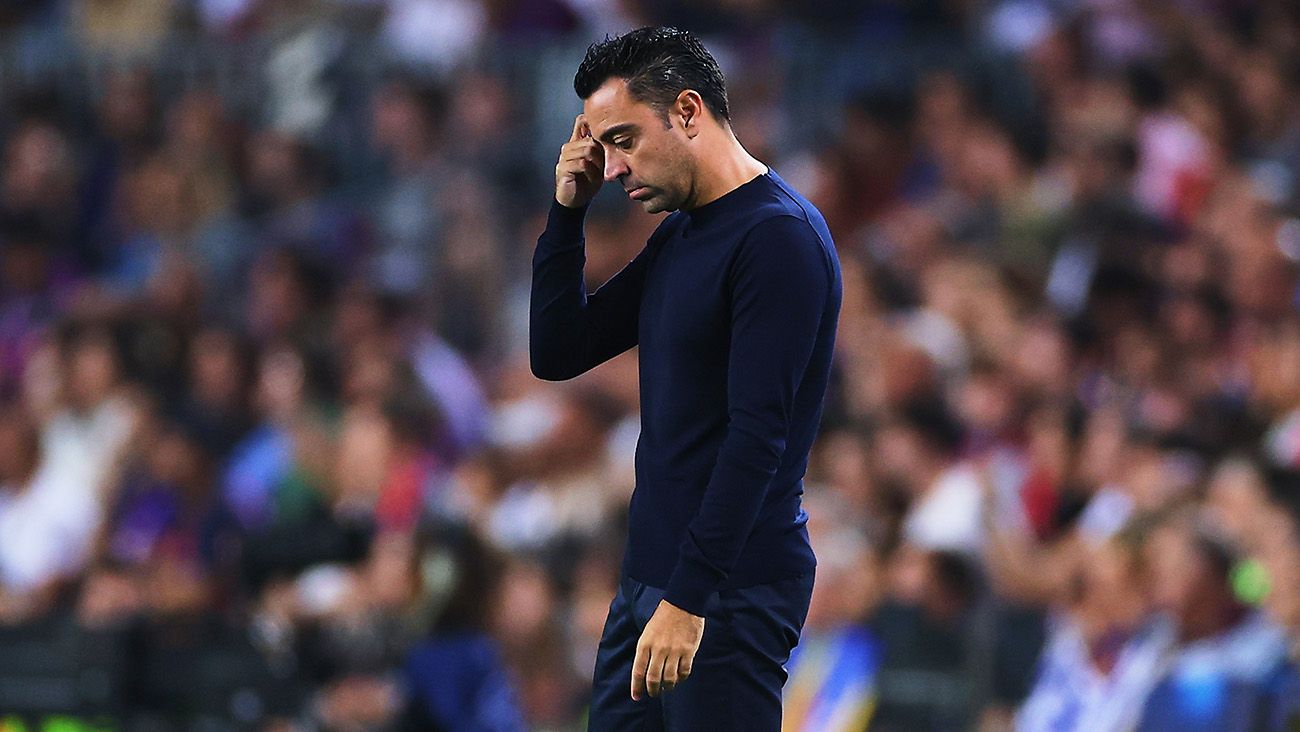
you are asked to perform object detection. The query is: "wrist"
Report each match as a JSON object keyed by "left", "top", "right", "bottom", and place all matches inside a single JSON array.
[
  {"left": 545, "top": 198, "right": 588, "bottom": 239},
  {"left": 660, "top": 598, "right": 703, "bottom": 621},
  {"left": 664, "top": 555, "right": 720, "bottom": 618},
  {"left": 555, "top": 196, "right": 589, "bottom": 210}
]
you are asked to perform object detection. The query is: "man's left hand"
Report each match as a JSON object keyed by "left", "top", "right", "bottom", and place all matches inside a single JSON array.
[{"left": 631, "top": 599, "right": 705, "bottom": 700}]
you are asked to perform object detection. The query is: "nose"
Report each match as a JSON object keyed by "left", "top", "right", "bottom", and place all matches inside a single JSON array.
[{"left": 603, "top": 151, "right": 628, "bottom": 184}]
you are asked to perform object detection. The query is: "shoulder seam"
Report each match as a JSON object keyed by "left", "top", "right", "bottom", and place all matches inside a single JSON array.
[{"left": 732, "top": 214, "right": 836, "bottom": 294}]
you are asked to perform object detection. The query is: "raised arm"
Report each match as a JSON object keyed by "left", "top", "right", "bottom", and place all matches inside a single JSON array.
[
  {"left": 530, "top": 114, "right": 652, "bottom": 381},
  {"left": 529, "top": 204, "right": 659, "bottom": 380}
]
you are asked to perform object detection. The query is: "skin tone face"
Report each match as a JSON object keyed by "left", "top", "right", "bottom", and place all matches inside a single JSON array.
[
  {"left": 582, "top": 79, "right": 695, "bottom": 214},
  {"left": 577, "top": 78, "right": 765, "bottom": 215},
  {"left": 1077, "top": 541, "right": 1149, "bottom": 639}
]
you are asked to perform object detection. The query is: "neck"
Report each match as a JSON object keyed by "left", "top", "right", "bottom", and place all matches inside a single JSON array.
[
  {"left": 683, "top": 131, "right": 767, "bottom": 211},
  {"left": 1180, "top": 601, "right": 1246, "bottom": 643}
]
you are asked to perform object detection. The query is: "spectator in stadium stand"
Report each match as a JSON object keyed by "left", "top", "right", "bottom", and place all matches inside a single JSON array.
[
  {"left": 1, "top": 117, "right": 87, "bottom": 292},
  {"left": 484, "top": 385, "right": 628, "bottom": 556},
  {"left": 0, "top": 399, "right": 72, "bottom": 619},
  {"left": 1137, "top": 520, "right": 1288, "bottom": 730},
  {"left": 242, "top": 130, "right": 366, "bottom": 276},
  {"left": 401, "top": 527, "right": 529, "bottom": 730},
  {"left": 530, "top": 27, "right": 841, "bottom": 729},
  {"left": 888, "top": 397, "right": 985, "bottom": 556},
  {"left": 0, "top": 216, "right": 68, "bottom": 399},
  {"left": 781, "top": 495, "right": 882, "bottom": 732},
  {"left": 90, "top": 415, "right": 233, "bottom": 619},
  {"left": 869, "top": 547, "right": 982, "bottom": 730},
  {"left": 1015, "top": 524, "right": 1171, "bottom": 732},
  {"left": 368, "top": 76, "right": 450, "bottom": 297}
]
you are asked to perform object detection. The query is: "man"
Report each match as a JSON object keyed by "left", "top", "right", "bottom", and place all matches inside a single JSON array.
[
  {"left": 1138, "top": 523, "right": 1287, "bottom": 731},
  {"left": 1259, "top": 470, "right": 1299, "bottom": 730},
  {"left": 529, "top": 27, "right": 842, "bottom": 729}
]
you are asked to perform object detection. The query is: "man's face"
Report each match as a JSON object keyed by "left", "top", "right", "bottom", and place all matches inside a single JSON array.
[{"left": 583, "top": 78, "right": 694, "bottom": 214}]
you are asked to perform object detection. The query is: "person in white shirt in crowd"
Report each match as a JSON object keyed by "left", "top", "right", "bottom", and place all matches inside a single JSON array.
[{"left": 1016, "top": 522, "right": 1171, "bottom": 732}]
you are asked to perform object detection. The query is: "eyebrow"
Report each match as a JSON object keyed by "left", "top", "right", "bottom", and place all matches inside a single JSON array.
[{"left": 598, "top": 123, "right": 638, "bottom": 144}]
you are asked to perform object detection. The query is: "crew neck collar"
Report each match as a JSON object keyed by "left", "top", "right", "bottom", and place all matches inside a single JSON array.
[{"left": 682, "top": 168, "right": 772, "bottom": 230}]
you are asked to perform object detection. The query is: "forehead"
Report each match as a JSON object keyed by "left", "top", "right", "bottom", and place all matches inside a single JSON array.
[{"left": 583, "top": 78, "right": 657, "bottom": 137}]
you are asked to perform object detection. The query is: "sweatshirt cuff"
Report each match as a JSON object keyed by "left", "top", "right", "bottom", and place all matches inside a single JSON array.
[
  {"left": 544, "top": 199, "right": 588, "bottom": 242},
  {"left": 663, "top": 553, "right": 723, "bottom": 618}
]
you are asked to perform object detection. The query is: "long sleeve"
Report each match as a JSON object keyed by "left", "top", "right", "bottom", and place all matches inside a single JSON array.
[
  {"left": 529, "top": 201, "right": 655, "bottom": 381},
  {"left": 663, "top": 215, "right": 833, "bottom": 616}
]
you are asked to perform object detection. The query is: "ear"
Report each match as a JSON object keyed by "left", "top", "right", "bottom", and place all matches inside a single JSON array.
[{"left": 674, "top": 90, "right": 705, "bottom": 139}]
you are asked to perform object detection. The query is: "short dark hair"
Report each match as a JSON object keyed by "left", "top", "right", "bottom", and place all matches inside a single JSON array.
[{"left": 574, "top": 27, "right": 730, "bottom": 123}]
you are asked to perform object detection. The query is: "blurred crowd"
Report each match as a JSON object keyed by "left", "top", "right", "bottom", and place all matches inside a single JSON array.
[{"left": 0, "top": 0, "right": 1299, "bottom": 730}]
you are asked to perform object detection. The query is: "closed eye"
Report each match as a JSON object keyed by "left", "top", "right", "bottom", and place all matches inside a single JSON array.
[{"left": 598, "top": 123, "right": 639, "bottom": 149}]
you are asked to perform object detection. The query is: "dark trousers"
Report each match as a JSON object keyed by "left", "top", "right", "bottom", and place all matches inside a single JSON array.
[{"left": 588, "top": 571, "right": 815, "bottom": 731}]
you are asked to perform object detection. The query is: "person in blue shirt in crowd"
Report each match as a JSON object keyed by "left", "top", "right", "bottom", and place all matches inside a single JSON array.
[
  {"left": 1138, "top": 523, "right": 1287, "bottom": 732},
  {"left": 530, "top": 26, "right": 842, "bottom": 731},
  {"left": 403, "top": 527, "right": 528, "bottom": 731}
]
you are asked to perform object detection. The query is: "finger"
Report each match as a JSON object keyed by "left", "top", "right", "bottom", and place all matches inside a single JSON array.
[
  {"left": 661, "top": 650, "right": 679, "bottom": 691},
  {"left": 678, "top": 652, "right": 694, "bottom": 681},
  {"left": 578, "top": 115, "right": 591, "bottom": 139},
  {"left": 557, "top": 151, "right": 598, "bottom": 170},
  {"left": 562, "top": 137, "right": 600, "bottom": 154},
  {"left": 570, "top": 114, "right": 584, "bottom": 142},
  {"left": 646, "top": 649, "right": 664, "bottom": 698},
  {"left": 631, "top": 642, "right": 649, "bottom": 701},
  {"left": 559, "top": 147, "right": 599, "bottom": 168},
  {"left": 563, "top": 152, "right": 602, "bottom": 176},
  {"left": 557, "top": 160, "right": 599, "bottom": 184},
  {"left": 561, "top": 147, "right": 600, "bottom": 165}
]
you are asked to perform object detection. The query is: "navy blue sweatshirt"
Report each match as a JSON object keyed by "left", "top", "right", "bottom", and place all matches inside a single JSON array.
[{"left": 530, "top": 169, "right": 842, "bottom": 616}]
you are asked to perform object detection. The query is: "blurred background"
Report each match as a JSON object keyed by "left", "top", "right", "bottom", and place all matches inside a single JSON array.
[{"left": 0, "top": 0, "right": 1298, "bottom": 730}]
